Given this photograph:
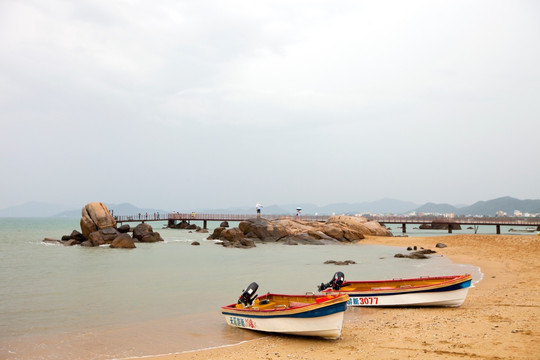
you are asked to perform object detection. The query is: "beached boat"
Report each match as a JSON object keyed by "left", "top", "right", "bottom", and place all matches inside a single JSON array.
[
  {"left": 508, "top": 227, "right": 536, "bottom": 233},
  {"left": 221, "top": 282, "right": 349, "bottom": 339},
  {"left": 318, "top": 272, "right": 472, "bottom": 307}
]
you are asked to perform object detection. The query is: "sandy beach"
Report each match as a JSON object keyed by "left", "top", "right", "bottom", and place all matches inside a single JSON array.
[{"left": 135, "top": 234, "right": 540, "bottom": 360}]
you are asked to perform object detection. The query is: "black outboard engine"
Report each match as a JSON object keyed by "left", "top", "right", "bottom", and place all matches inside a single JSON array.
[
  {"left": 238, "top": 282, "right": 259, "bottom": 306},
  {"left": 318, "top": 272, "right": 345, "bottom": 292}
]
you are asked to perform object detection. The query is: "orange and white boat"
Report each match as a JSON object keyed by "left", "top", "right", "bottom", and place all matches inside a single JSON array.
[
  {"left": 319, "top": 272, "right": 472, "bottom": 307},
  {"left": 221, "top": 282, "right": 349, "bottom": 339}
]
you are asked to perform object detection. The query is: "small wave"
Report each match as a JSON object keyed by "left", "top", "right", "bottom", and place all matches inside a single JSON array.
[
  {"left": 163, "top": 239, "right": 193, "bottom": 243},
  {"left": 112, "top": 337, "right": 269, "bottom": 360}
]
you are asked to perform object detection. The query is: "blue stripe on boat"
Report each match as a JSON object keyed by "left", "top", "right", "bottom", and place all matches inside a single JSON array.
[
  {"left": 222, "top": 301, "right": 347, "bottom": 319},
  {"left": 349, "top": 279, "right": 472, "bottom": 297}
]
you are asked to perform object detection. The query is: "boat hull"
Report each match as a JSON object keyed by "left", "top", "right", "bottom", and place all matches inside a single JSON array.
[
  {"left": 325, "top": 274, "right": 472, "bottom": 307},
  {"left": 345, "top": 287, "right": 470, "bottom": 307},
  {"left": 221, "top": 294, "right": 348, "bottom": 339}
]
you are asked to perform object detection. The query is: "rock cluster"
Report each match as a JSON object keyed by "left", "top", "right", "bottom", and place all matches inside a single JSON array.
[
  {"left": 207, "top": 216, "right": 392, "bottom": 248},
  {"left": 394, "top": 249, "right": 437, "bottom": 259},
  {"left": 168, "top": 220, "right": 208, "bottom": 233},
  {"left": 43, "top": 202, "right": 164, "bottom": 249}
]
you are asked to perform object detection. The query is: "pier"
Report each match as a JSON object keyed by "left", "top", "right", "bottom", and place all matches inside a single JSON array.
[{"left": 113, "top": 213, "right": 540, "bottom": 234}]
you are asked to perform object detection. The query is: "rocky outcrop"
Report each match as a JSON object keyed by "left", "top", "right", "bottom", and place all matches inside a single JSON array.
[
  {"left": 43, "top": 202, "right": 164, "bottom": 249},
  {"left": 207, "top": 216, "right": 392, "bottom": 248}
]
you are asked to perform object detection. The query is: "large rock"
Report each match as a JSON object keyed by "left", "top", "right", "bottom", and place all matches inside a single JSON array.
[
  {"left": 326, "top": 215, "right": 392, "bottom": 237},
  {"left": 87, "top": 228, "right": 120, "bottom": 246},
  {"left": 220, "top": 228, "right": 255, "bottom": 248},
  {"left": 208, "top": 227, "right": 225, "bottom": 240},
  {"left": 132, "top": 223, "right": 164, "bottom": 242},
  {"left": 80, "top": 202, "right": 117, "bottom": 237},
  {"left": 110, "top": 233, "right": 136, "bottom": 249},
  {"left": 238, "top": 218, "right": 288, "bottom": 242}
]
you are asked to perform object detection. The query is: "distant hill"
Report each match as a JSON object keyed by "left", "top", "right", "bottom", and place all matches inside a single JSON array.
[
  {"left": 457, "top": 197, "right": 540, "bottom": 216},
  {"left": 414, "top": 197, "right": 540, "bottom": 216},
  {"left": 316, "top": 198, "right": 419, "bottom": 215},
  {"left": 415, "top": 202, "right": 460, "bottom": 214},
  {"left": 0, "top": 202, "right": 67, "bottom": 217}
]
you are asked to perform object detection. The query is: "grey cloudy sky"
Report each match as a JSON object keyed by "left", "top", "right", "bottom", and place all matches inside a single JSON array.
[{"left": 1, "top": 0, "right": 539, "bottom": 211}]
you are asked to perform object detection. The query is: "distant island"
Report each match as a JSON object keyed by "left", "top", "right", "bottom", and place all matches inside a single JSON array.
[{"left": 1, "top": 196, "right": 539, "bottom": 218}]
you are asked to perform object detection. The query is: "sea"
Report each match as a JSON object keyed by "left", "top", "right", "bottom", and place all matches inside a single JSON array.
[{"left": 2, "top": 217, "right": 529, "bottom": 360}]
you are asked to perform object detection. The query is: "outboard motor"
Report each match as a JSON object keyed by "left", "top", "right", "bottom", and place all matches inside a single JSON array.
[
  {"left": 238, "top": 282, "right": 259, "bottom": 306},
  {"left": 318, "top": 272, "right": 345, "bottom": 292}
]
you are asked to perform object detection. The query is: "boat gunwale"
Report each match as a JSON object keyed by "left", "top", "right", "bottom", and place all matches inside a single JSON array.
[
  {"left": 221, "top": 294, "right": 349, "bottom": 317},
  {"left": 326, "top": 274, "right": 472, "bottom": 294}
]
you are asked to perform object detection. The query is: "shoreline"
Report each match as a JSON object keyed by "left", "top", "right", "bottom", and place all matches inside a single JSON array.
[{"left": 132, "top": 234, "right": 540, "bottom": 360}]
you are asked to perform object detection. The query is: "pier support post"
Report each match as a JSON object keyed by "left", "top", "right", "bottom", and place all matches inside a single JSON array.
[
  {"left": 402, "top": 223, "right": 406, "bottom": 233},
  {"left": 448, "top": 224, "right": 453, "bottom": 234},
  {"left": 203, "top": 220, "right": 207, "bottom": 230},
  {"left": 496, "top": 224, "right": 501, "bottom": 234}
]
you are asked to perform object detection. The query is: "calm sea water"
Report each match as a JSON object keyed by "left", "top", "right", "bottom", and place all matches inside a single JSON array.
[{"left": 0, "top": 217, "right": 493, "bottom": 360}]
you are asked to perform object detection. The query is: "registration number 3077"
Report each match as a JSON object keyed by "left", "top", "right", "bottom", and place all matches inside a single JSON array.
[{"left": 348, "top": 297, "right": 379, "bottom": 305}]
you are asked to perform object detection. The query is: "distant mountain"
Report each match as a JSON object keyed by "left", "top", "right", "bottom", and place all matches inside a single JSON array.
[
  {"left": 316, "top": 199, "right": 419, "bottom": 215},
  {"left": 413, "top": 197, "right": 540, "bottom": 216},
  {"left": 415, "top": 202, "right": 460, "bottom": 214},
  {"left": 457, "top": 197, "right": 540, "bottom": 216},
  {"left": 0, "top": 202, "right": 67, "bottom": 217}
]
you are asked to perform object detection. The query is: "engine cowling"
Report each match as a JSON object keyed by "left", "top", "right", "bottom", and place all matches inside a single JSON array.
[
  {"left": 318, "top": 272, "right": 345, "bottom": 291},
  {"left": 238, "top": 282, "right": 259, "bottom": 306}
]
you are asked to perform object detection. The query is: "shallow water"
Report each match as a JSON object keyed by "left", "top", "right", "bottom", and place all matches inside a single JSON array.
[{"left": 0, "top": 218, "right": 481, "bottom": 360}]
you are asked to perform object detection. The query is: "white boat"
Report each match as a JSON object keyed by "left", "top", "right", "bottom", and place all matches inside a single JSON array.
[
  {"left": 319, "top": 272, "right": 472, "bottom": 307},
  {"left": 221, "top": 282, "right": 349, "bottom": 339}
]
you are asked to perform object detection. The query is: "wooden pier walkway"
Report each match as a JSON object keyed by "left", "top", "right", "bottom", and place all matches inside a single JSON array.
[{"left": 114, "top": 213, "right": 540, "bottom": 234}]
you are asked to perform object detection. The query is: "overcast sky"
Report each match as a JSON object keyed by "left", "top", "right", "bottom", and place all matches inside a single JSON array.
[{"left": 1, "top": 0, "right": 539, "bottom": 211}]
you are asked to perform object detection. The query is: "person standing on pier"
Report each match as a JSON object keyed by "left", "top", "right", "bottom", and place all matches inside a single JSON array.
[{"left": 256, "top": 203, "right": 263, "bottom": 216}]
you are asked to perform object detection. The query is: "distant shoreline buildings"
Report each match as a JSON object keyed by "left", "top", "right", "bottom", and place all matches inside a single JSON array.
[{"left": 356, "top": 210, "right": 540, "bottom": 218}]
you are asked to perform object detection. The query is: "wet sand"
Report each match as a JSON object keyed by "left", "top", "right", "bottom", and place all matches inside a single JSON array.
[{"left": 133, "top": 234, "right": 540, "bottom": 360}]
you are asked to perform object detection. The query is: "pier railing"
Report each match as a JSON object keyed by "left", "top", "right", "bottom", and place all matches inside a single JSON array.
[{"left": 113, "top": 213, "right": 540, "bottom": 228}]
